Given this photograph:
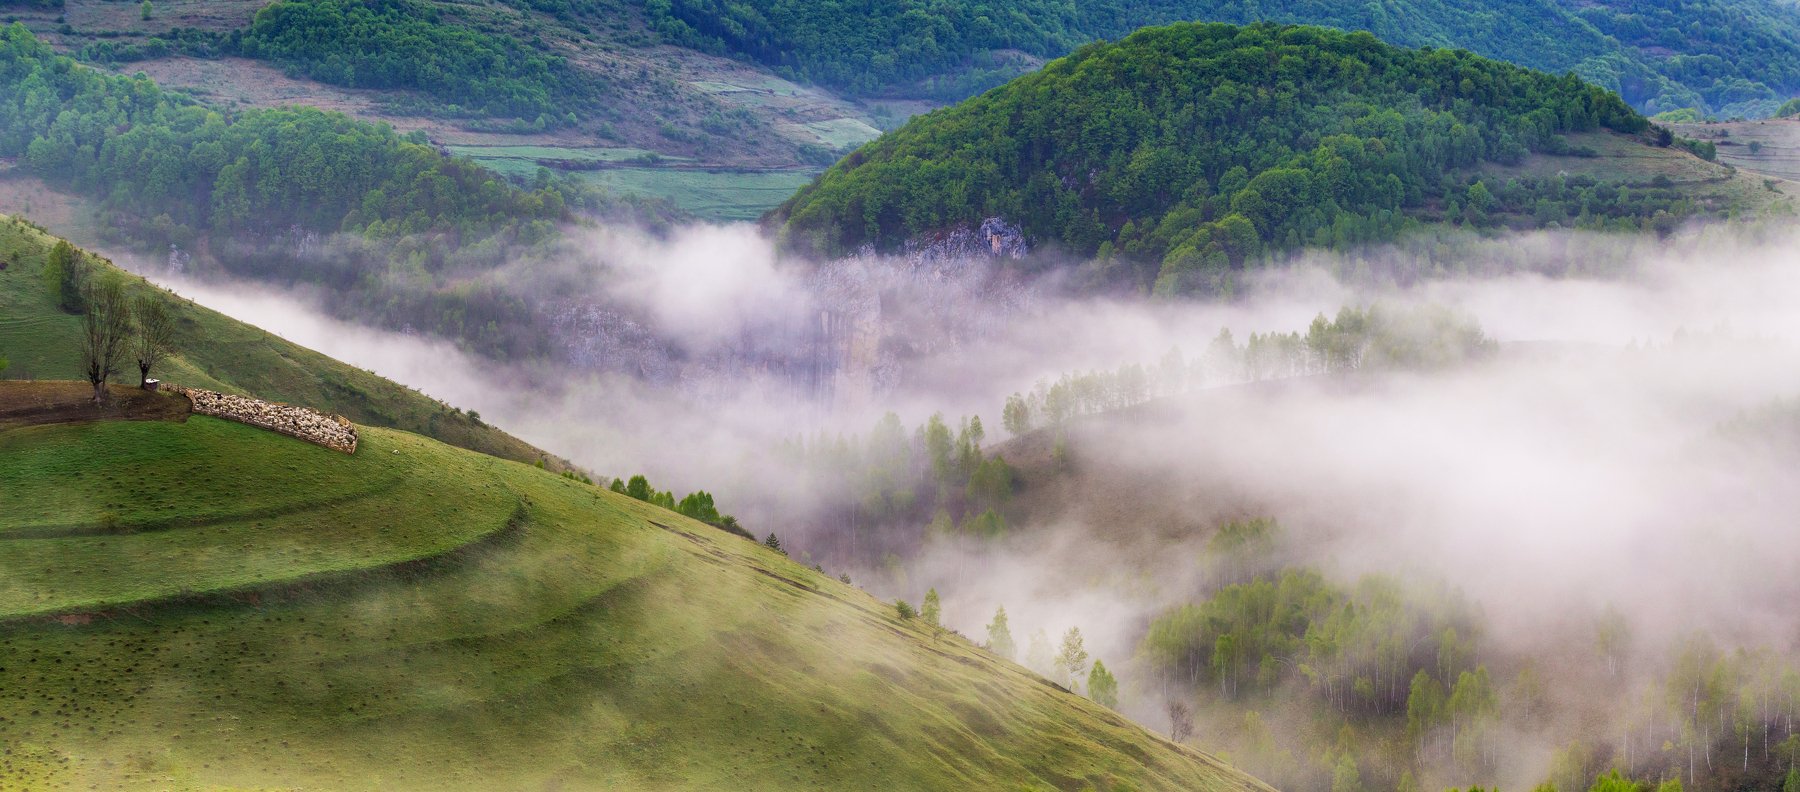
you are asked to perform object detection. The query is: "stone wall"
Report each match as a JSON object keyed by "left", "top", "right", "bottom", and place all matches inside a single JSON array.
[{"left": 171, "top": 386, "right": 358, "bottom": 453}]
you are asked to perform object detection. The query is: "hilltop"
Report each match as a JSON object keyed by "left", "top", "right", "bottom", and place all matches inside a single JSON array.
[
  {"left": 0, "top": 398, "right": 1273, "bottom": 790},
  {"left": 771, "top": 23, "right": 1791, "bottom": 294}
]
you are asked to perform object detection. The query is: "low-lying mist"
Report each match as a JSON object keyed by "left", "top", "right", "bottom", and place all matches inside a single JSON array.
[{"left": 140, "top": 219, "right": 1800, "bottom": 789}]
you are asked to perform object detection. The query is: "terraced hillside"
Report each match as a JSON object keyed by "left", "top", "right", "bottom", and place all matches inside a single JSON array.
[
  {"left": 0, "top": 412, "right": 1272, "bottom": 791},
  {"left": 0, "top": 215, "right": 566, "bottom": 470}
]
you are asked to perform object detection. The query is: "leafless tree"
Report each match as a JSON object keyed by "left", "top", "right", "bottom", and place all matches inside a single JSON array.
[
  {"left": 80, "top": 275, "right": 132, "bottom": 402},
  {"left": 132, "top": 295, "right": 176, "bottom": 387},
  {"left": 1166, "top": 699, "right": 1194, "bottom": 743}
]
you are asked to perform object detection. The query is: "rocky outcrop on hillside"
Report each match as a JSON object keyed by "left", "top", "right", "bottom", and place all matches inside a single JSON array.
[{"left": 173, "top": 386, "right": 358, "bottom": 453}]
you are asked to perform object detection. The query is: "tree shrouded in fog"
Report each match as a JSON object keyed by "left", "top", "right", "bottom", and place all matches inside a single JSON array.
[
  {"left": 1055, "top": 628, "right": 1089, "bottom": 691},
  {"left": 986, "top": 606, "right": 1015, "bottom": 660},
  {"left": 1087, "top": 660, "right": 1119, "bottom": 709},
  {"left": 921, "top": 588, "right": 941, "bottom": 627}
]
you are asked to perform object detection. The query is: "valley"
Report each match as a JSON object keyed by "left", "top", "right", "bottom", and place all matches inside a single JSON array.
[{"left": 5, "top": 2, "right": 1800, "bottom": 790}]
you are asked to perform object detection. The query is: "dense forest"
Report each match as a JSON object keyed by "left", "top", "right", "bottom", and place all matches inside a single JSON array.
[
  {"left": 75, "top": 0, "right": 602, "bottom": 124},
  {"left": 645, "top": 0, "right": 1800, "bottom": 116},
  {"left": 772, "top": 23, "right": 1671, "bottom": 295}
]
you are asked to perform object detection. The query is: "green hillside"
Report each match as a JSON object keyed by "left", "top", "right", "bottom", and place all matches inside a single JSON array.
[
  {"left": 772, "top": 22, "right": 1785, "bottom": 294},
  {"left": 0, "top": 215, "right": 563, "bottom": 469},
  {"left": 649, "top": 0, "right": 1800, "bottom": 116},
  {"left": 0, "top": 410, "right": 1271, "bottom": 790}
]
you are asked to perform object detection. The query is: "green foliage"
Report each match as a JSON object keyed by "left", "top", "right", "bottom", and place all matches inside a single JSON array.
[
  {"left": 921, "top": 588, "right": 941, "bottom": 627},
  {"left": 964, "top": 455, "right": 1016, "bottom": 512},
  {"left": 987, "top": 605, "right": 1016, "bottom": 660},
  {"left": 1781, "top": 99, "right": 1800, "bottom": 118},
  {"left": 775, "top": 22, "right": 1649, "bottom": 290},
  {"left": 0, "top": 25, "right": 573, "bottom": 244},
  {"left": 1002, "top": 393, "right": 1032, "bottom": 435},
  {"left": 1330, "top": 754, "right": 1362, "bottom": 792},
  {"left": 1087, "top": 659, "right": 1119, "bottom": 709},
  {"left": 895, "top": 598, "right": 916, "bottom": 620},
  {"left": 961, "top": 508, "right": 1007, "bottom": 538},
  {"left": 646, "top": 0, "right": 1800, "bottom": 116},
  {"left": 139, "top": 0, "right": 151, "bottom": 20},
  {"left": 237, "top": 0, "right": 601, "bottom": 120},
  {"left": 40, "top": 240, "right": 83, "bottom": 314},
  {"left": 1588, "top": 770, "right": 1644, "bottom": 792},
  {"left": 763, "top": 532, "right": 785, "bottom": 555},
  {"left": 1055, "top": 627, "right": 1089, "bottom": 689},
  {"left": 1142, "top": 569, "right": 1474, "bottom": 710}
]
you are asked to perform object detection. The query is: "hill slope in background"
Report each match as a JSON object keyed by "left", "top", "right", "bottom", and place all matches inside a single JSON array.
[
  {"left": 0, "top": 406, "right": 1273, "bottom": 790},
  {"left": 649, "top": 0, "right": 1800, "bottom": 116},
  {"left": 771, "top": 22, "right": 1790, "bottom": 294},
  {"left": 0, "top": 215, "right": 567, "bottom": 469}
]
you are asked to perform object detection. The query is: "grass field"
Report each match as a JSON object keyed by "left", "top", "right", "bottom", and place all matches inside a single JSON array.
[
  {"left": 0, "top": 412, "right": 1272, "bottom": 791},
  {"left": 1477, "top": 130, "right": 1794, "bottom": 216},
  {"left": 1670, "top": 118, "right": 1800, "bottom": 183},
  {"left": 573, "top": 167, "right": 817, "bottom": 221},
  {"left": 0, "top": 216, "right": 565, "bottom": 469}
]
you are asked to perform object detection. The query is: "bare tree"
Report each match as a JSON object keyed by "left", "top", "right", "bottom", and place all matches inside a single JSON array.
[
  {"left": 132, "top": 295, "right": 176, "bottom": 387},
  {"left": 79, "top": 275, "right": 132, "bottom": 402},
  {"left": 1166, "top": 699, "right": 1194, "bottom": 743}
]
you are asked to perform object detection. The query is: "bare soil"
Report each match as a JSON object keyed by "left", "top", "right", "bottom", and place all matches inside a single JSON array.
[{"left": 0, "top": 380, "right": 192, "bottom": 429}]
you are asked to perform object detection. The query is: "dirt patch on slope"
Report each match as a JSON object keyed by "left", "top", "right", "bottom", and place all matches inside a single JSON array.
[{"left": 0, "top": 380, "right": 191, "bottom": 429}]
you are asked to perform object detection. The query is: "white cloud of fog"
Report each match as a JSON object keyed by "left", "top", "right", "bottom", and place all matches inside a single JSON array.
[
  {"left": 131, "top": 219, "right": 1800, "bottom": 788},
  {"left": 568, "top": 223, "right": 809, "bottom": 350}
]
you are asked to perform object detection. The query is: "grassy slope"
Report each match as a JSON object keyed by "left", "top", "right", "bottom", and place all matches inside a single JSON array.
[
  {"left": 0, "top": 414, "right": 1272, "bottom": 792},
  {"left": 0, "top": 215, "right": 566, "bottom": 469},
  {"left": 1473, "top": 129, "right": 1794, "bottom": 217}
]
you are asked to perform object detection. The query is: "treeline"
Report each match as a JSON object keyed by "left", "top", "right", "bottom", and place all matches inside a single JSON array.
[
  {"left": 603, "top": 472, "right": 754, "bottom": 541},
  {"left": 773, "top": 23, "right": 1660, "bottom": 295},
  {"left": 77, "top": 0, "right": 601, "bottom": 124},
  {"left": 999, "top": 304, "right": 1494, "bottom": 434},
  {"left": 776, "top": 411, "right": 1018, "bottom": 560}
]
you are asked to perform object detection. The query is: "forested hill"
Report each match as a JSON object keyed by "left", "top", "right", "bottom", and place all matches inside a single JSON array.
[
  {"left": 771, "top": 22, "right": 1687, "bottom": 294},
  {"left": 647, "top": 0, "right": 1800, "bottom": 116}
]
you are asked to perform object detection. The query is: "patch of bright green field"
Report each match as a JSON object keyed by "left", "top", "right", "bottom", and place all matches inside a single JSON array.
[
  {"left": 0, "top": 418, "right": 516, "bottom": 617},
  {"left": 799, "top": 117, "right": 882, "bottom": 150},
  {"left": 448, "top": 144, "right": 677, "bottom": 179},
  {"left": 0, "top": 216, "right": 562, "bottom": 469},
  {"left": 0, "top": 416, "right": 1272, "bottom": 792},
  {"left": 575, "top": 168, "right": 817, "bottom": 222}
]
